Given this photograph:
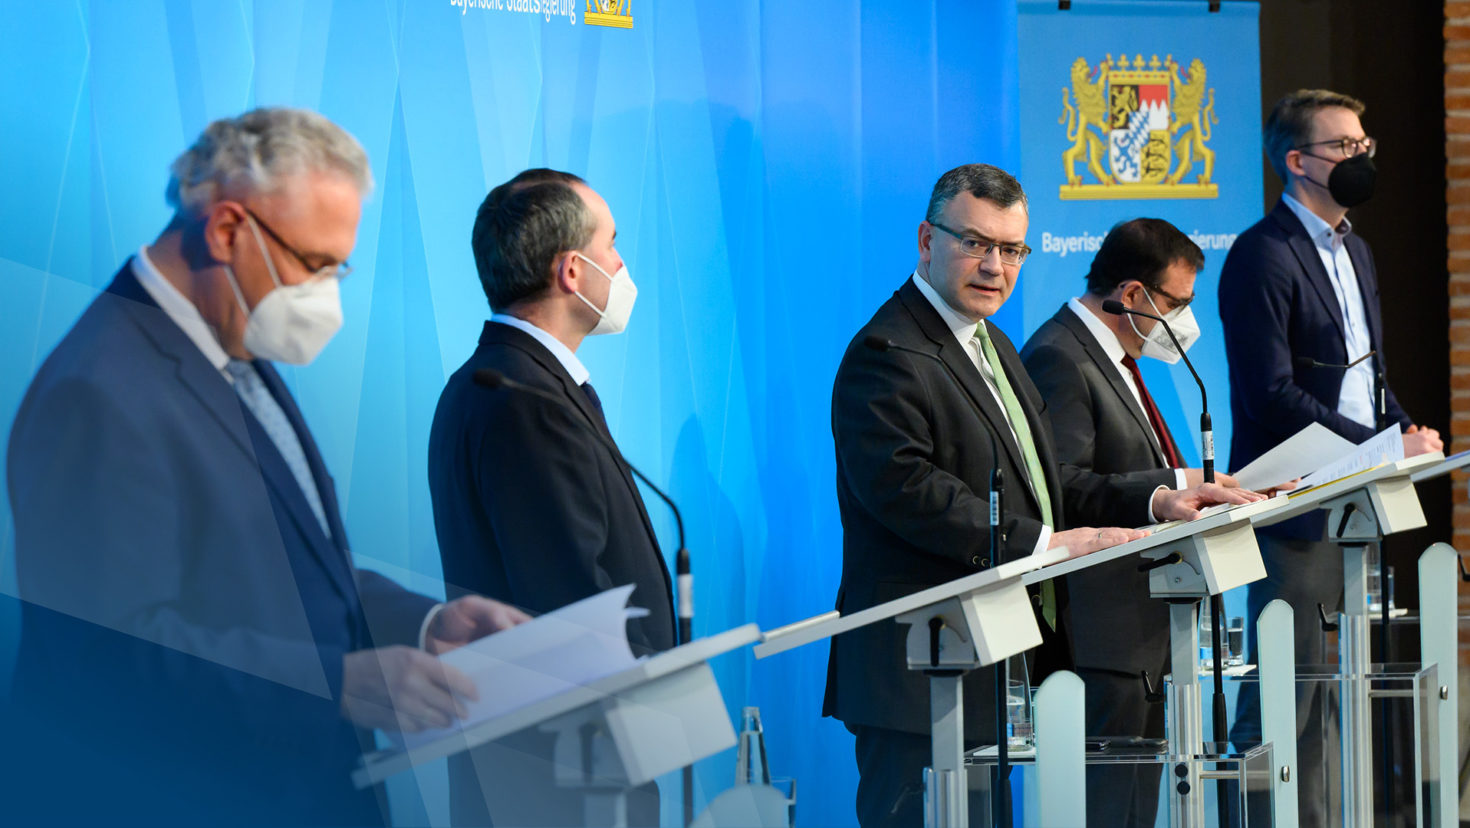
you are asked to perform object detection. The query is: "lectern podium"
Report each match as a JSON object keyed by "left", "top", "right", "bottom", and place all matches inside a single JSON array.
[
  {"left": 1022, "top": 496, "right": 1289, "bottom": 827},
  {"left": 1249, "top": 452, "right": 1441, "bottom": 826},
  {"left": 755, "top": 548, "right": 1069, "bottom": 828},
  {"left": 353, "top": 625, "right": 760, "bottom": 828}
]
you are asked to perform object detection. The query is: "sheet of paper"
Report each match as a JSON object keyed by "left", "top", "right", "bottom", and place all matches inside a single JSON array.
[
  {"left": 1297, "top": 425, "right": 1404, "bottom": 490},
  {"left": 1230, "top": 423, "right": 1357, "bottom": 491},
  {"left": 395, "top": 584, "right": 643, "bottom": 750}
]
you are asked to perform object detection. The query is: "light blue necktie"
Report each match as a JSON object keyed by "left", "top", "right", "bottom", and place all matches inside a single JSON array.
[{"left": 226, "top": 360, "right": 331, "bottom": 539}]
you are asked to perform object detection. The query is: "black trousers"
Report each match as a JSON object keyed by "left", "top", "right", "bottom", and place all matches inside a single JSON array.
[
  {"left": 1228, "top": 534, "right": 1343, "bottom": 828},
  {"left": 1076, "top": 666, "right": 1168, "bottom": 828}
]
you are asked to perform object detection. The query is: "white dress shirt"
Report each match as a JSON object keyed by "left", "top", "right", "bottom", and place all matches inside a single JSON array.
[
  {"left": 1067, "top": 298, "right": 1188, "bottom": 490},
  {"left": 1282, "top": 193, "right": 1376, "bottom": 428}
]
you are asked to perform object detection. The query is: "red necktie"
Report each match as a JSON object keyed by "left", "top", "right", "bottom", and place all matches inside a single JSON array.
[{"left": 1121, "top": 354, "right": 1183, "bottom": 468}]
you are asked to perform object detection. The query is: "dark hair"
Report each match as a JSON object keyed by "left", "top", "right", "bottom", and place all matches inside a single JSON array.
[
  {"left": 1263, "top": 89, "right": 1366, "bottom": 183},
  {"left": 470, "top": 168, "right": 594, "bottom": 311},
  {"left": 925, "top": 164, "right": 1027, "bottom": 223},
  {"left": 1085, "top": 218, "right": 1204, "bottom": 296}
]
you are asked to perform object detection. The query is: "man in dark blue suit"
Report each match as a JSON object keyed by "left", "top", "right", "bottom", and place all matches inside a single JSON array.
[
  {"left": 5, "top": 108, "right": 527, "bottom": 827},
  {"left": 429, "top": 169, "right": 674, "bottom": 826},
  {"left": 1219, "top": 89, "right": 1442, "bottom": 826}
]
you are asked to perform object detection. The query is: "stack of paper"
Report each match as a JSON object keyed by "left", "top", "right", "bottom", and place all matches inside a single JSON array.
[
  {"left": 1231, "top": 422, "right": 1403, "bottom": 493},
  {"left": 396, "top": 585, "right": 648, "bottom": 750}
]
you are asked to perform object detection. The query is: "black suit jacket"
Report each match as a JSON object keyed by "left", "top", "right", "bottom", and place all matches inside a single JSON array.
[
  {"left": 428, "top": 321, "right": 675, "bottom": 652},
  {"left": 1219, "top": 200, "right": 1411, "bottom": 540},
  {"left": 823, "top": 279, "right": 1161, "bottom": 738},
  {"left": 1021, "top": 304, "right": 1177, "bottom": 674},
  {"left": 5, "top": 264, "right": 437, "bottom": 826}
]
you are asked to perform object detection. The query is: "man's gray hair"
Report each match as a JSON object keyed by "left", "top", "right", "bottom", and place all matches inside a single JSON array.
[
  {"left": 926, "top": 164, "right": 1027, "bottom": 223},
  {"left": 166, "top": 107, "right": 373, "bottom": 214}
]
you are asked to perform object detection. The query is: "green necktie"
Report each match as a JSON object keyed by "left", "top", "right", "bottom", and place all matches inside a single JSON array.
[{"left": 973, "top": 322, "right": 1058, "bottom": 629}]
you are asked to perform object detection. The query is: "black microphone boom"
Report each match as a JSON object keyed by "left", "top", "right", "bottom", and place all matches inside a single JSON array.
[{"left": 1101, "top": 299, "right": 1213, "bottom": 483}]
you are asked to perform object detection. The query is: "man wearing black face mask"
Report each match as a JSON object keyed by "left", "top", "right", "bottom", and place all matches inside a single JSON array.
[{"left": 1218, "top": 89, "right": 1442, "bottom": 827}]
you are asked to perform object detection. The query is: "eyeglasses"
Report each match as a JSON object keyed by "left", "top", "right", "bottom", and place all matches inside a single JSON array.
[
  {"left": 242, "top": 207, "right": 353, "bottom": 281},
  {"left": 1294, "top": 135, "right": 1376, "bottom": 160},
  {"left": 1146, "top": 284, "right": 1194, "bottom": 313},
  {"left": 929, "top": 221, "right": 1031, "bottom": 266}
]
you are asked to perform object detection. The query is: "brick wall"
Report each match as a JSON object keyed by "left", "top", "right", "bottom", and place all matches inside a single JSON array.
[{"left": 1446, "top": 2, "right": 1470, "bottom": 659}]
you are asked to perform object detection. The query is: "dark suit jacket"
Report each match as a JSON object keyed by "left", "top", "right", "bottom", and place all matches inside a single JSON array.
[
  {"left": 1021, "top": 304, "right": 1177, "bottom": 675},
  {"left": 1219, "top": 200, "right": 1411, "bottom": 539},
  {"left": 429, "top": 321, "right": 675, "bottom": 650},
  {"left": 4, "top": 263, "right": 438, "bottom": 826},
  {"left": 823, "top": 279, "right": 1162, "bottom": 739}
]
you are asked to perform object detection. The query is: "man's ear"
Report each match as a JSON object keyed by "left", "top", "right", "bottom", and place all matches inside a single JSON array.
[
  {"left": 201, "top": 202, "right": 244, "bottom": 264},
  {"left": 917, "top": 221, "right": 934, "bottom": 265},
  {"left": 1284, "top": 148, "right": 1307, "bottom": 180},
  {"left": 552, "top": 250, "right": 579, "bottom": 295}
]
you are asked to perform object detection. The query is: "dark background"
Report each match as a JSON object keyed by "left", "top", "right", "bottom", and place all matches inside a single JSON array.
[{"left": 1256, "top": 0, "right": 1449, "bottom": 609}]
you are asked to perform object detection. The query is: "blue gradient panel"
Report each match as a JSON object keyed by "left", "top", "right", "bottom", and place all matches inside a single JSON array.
[{"left": 0, "top": 2, "right": 1027, "bottom": 825}]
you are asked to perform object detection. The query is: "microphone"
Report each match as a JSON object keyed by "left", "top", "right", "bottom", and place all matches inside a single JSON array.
[
  {"left": 472, "top": 369, "right": 692, "bottom": 645},
  {"left": 1294, "top": 351, "right": 1376, "bottom": 373},
  {"left": 1101, "top": 299, "right": 1214, "bottom": 484},
  {"left": 862, "top": 334, "right": 1011, "bottom": 828}
]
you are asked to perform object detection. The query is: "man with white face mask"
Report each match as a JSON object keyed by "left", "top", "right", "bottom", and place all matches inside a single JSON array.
[
  {"left": 5, "top": 108, "right": 528, "bottom": 827},
  {"left": 1021, "top": 217, "right": 1237, "bottom": 828},
  {"left": 429, "top": 169, "right": 672, "bottom": 827}
]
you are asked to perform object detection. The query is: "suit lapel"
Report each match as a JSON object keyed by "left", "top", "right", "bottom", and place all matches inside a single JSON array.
[
  {"left": 108, "top": 266, "right": 257, "bottom": 465},
  {"left": 985, "top": 320, "right": 1064, "bottom": 522},
  {"left": 243, "top": 362, "right": 358, "bottom": 604},
  {"left": 1345, "top": 236, "right": 1382, "bottom": 346},
  {"left": 1273, "top": 202, "right": 1349, "bottom": 344},
  {"left": 480, "top": 324, "right": 668, "bottom": 573},
  {"left": 1057, "top": 306, "right": 1166, "bottom": 465},
  {"left": 896, "top": 282, "right": 1042, "bottom": 515}
]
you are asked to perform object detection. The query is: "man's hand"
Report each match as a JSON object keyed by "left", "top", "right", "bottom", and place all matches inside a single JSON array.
[
  {"left": 1183, "top": 469, "right": 1240, "bottom": 488},
  {"left": 340, "top": 646, "right": 478, "bottom": 733},
  {"left": 1152, "top": 482, "right": 1265, "bottom": 522},
  {"left": 425, "top": 595, "right": 532, "bottom": 655},
  {"left": 1403, "top": 424, "right": 1444, "bottom": 457},
  {"left": 1049, "top": 526, "right": 1150, "bottom": 559}
]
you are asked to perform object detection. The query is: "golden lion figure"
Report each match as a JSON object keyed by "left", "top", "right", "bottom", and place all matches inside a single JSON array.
[
  {"left": 1166, "top": 58, "right": 1217, "bottom": 185},
  {"left": 1060, "top": 57, "right": 1113, "bottom": 186},
  {"left": 586, "top": 0, "right": 627, "bottom": 13}
]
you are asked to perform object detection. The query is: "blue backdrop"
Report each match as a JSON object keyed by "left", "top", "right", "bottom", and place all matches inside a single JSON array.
[{"left": 0, "top": 2, "right": 1259, "bottom": 826}]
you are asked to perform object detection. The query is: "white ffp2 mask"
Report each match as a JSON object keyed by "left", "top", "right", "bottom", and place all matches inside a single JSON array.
[
  {"left": 573, "top": 252, "right": 637, "bottom": 336},
  {"left": 1128, "top": 290, "right": 1200, "bottom": 365},
  {"left": 222, "top": 216, "right": 344, "bottom": 365}
]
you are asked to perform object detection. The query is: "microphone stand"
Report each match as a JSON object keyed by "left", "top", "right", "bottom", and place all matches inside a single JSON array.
[
  {"left": 472, "top": 369, "right": 698, "bottom": 826},
  {"left": 863, "top": 336, "right": 1012, "bottom": 827},
  {"left": 1297, "top": 350, "right": 1396, "bottom": 814},
  {"left": 1101, "top": 300, "right": 1228, "bottom": 828}
]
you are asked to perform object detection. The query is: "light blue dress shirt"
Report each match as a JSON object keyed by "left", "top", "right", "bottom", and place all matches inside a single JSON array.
[{"left": 1282, "top": 193, "right": 1376, "bottom": 428}]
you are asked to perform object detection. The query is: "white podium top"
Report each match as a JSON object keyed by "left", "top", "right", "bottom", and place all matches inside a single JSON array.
[
  {"left": 753, "top": 547, "right": 1068, "bottom": 659},
  {"left": 1251, "top": 453, "right": 1441, "bottom": 529},
  {"left": 353, "top": 624, "right": 760, "bottom": 788},
  {"left": 1410, "top": 449, "right": 1470, "bottom": 483},
  {"left": 1020, "top": 496, "right": 1285, "bottom": 584}
]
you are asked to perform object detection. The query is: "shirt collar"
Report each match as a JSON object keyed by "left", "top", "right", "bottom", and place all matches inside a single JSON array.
[
  {"left": 1282, "top": 192, "right": 1352, "bottom": 250},
  {"left": 1067, "top": 297, "right": 1128, "bottom": 365},
  {"left": 489, "top": 313, "right": 591, "bottom": 386},
  {"left": 910, "top": 271, "right": 981, "bottom": 346},
  {"left": 131, "top": 247, "right": 231, "bottom": 373}
]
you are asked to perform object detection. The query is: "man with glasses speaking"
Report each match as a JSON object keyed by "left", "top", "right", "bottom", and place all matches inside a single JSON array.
[
  {"left": 5, "top": 108, "right": 528, "bottom": 826},
  {"left": 824, "top": 163, "right": 1262, "bottom": 827},
  {"left": 1219, "top": 90, "right": 1443, "bottom": 826}
]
